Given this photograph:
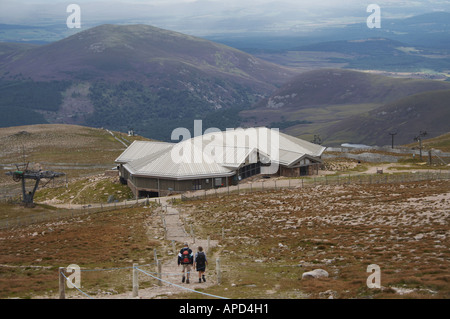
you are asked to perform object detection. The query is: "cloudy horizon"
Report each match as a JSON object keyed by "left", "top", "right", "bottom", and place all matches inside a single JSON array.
[{"left": 1, "top": 0, "right": 449, "bottom": 36}]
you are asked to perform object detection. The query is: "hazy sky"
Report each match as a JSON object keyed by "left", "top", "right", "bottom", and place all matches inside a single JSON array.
[{"left": 1, "top": 0, "right": 449, "bottom": 35}]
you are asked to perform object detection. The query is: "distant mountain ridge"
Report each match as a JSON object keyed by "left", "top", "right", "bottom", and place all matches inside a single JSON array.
[
  {"left": 320, "top": 89, "right": 450, "bottom": 146},
  {"left": 242, "top": 69, "right": 450, "bottom": 146},
  {"left": 253, "top": 69, "right": 450, "bottom": 109},
  {"left": 1, "top": 23, "right": 448, "bottom": 146},
  {"left": 0, "top": 24, "right": 294, "bottom": 87},
  {"left": 0, "top": 24, "right": 297, "bottom": 141}
]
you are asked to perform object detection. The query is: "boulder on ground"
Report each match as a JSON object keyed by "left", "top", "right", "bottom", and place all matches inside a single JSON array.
[{"left": 302, "top": 269, "right": 329, "bottom": 279}]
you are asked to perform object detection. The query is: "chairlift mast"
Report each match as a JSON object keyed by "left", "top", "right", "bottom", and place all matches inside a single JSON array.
[{"left": 5, "top": 163, "right": 65, "bottom": 207}]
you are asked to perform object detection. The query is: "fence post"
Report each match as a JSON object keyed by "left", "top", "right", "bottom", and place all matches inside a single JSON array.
[
  {"left": 216, "top": 258, "right": 222, "bottom": 284},
  {"left": 154, "top": 248, "right": 158, "bottom": 262},
  {"left": 157, "top": 260, "right": 162, "bottom": 286},
  {"left": 172, "top": 240, "right": 176, "bottom": 255},
  {"left": 207, "top": 235, "right": 211, "bottom": 254},
  {"left": 163, "top": 218, "right": 167, "bottom": 239},
  {"left": 132, "top": 263, "right": 139, "bottom": 297},
  {"left": 59, "top": 267, "right": 66, "bottom": 299},
  {"left": 222, "top": 227, "right": 225, "bottom": 240}
]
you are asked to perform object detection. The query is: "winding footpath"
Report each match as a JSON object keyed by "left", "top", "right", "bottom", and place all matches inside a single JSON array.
[{"left": 104, "top": 196, "right": 220, "bottom": 299}]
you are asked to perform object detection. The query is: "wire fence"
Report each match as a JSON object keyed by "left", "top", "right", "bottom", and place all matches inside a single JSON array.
[
  {"left": 1, "top": 170, "right": 449, "bottom": 230},
  {"left": 58, "top": 261, "right": 228, "bottom": 300},
  {"left": 181, "top": 170, "right": 450, "bottom": 202}
]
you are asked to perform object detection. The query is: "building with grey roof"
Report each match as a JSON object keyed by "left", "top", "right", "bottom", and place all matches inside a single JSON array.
[{"left": 115, "top": 127, "right": 325, "bottom": 197}]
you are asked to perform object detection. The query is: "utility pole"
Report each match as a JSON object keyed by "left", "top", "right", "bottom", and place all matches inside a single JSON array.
[
  {"left": 389, "top": 130, "right": 397, "bottom": 149},
  {"left": 414, "top": 131, "right": 427, "bottom": 161}
]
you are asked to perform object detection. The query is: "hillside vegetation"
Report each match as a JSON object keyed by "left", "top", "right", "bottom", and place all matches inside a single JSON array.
[
  {"left": 320, "top": 90, "right": 450, "bottom": 146},
  {"left": 0, "top": 124, "right": 147, "bottom": 198},
  {"left": 241, "top": 69, "right": 450, "bottom": 146},
  {"left": 252, "top": 69, "right": 450, "bottom": 110},
  {"left": 180, "top": 179, "right": 450, "bottom": 299},
  {"left": 405, "top": 132, "right": 450, "bottom": 153},
  {"left": 0, "top": 24, "right": 297, "bottom": 141}
]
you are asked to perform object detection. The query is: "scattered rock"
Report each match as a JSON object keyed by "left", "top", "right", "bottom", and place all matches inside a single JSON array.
[
  {"left": 391, "top": 287, "right": 415, "bottom": 295},
  {"left": 319, "top": 290, "right": 337, "bottom": 299},
  {"left": 302, "top": 269, "right": 329, "bottom": 279}
]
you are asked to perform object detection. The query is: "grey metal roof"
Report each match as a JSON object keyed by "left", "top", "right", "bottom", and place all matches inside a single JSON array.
[
  {"left": 117, "top": 127, "right": 326, "bottom": 179},
  {"left": 124, "top": 142, "right": 234, "bottom": 180},
  {"left": 115, "top": 140, "right": 173, "bottom": 163}
]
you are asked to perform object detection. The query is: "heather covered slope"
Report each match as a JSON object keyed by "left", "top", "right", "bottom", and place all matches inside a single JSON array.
[
  {"left": 252, "top": 69, "right": 450, "bottom": 110},
  {"left": 0, "top": 24, "right": 298, "bottom": 141},
  {"left": 0, "top": 124, "right": 148, "bottom": 198},
  {"left": 0, "top": 24, "right": 295, "bottom": 88},
  {"left": 241, "top": 69, "right": 450, "bottom": 146},
  {"left": 319, "top": 89, "right": 450, "bottom": 146}
]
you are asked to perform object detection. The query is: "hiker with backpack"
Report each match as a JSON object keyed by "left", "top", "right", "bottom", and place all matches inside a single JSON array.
[
  {"left": 194, "top": 246, "right": 208, "bottom": 283},
  {"left": 178, "top": 242, "right": 194, "bottom": 284}
]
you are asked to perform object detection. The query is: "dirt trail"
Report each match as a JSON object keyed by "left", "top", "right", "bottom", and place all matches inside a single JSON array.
[{"left": 95, "top": 197, "right": 220, "bottom": 299}]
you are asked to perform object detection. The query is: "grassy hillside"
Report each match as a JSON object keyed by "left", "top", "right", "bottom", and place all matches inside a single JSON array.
[
  {"left": 0, "top": 42, "right": 37, "bottom": 68},
  {"left": 0, "top": 205, "right": 159, "bottom": 298},
  {"left": 251, "top": 69, "right": 450, "bottom": 110},
  {"left": 319, "top": 90, "right": 450, "bottom": 146},
  {"left": 0, "top": 24, "right": 294, "bottom": 86},
  {"left": 0, "top": 124, "right": 148, "bottom": 199},
  {"left": 240, "top": 69, "right": 450, "bottom": 145},
  {"left": 0, "top": 24, "right": 298, "bottom": 141},
  {"left": 404, "top": 132, "right": 450, "bottom": 153},
  {"left": 179, "top": 179, "right": 450, "bottom": 299},
  {"left": 2, "top": 178, "right": 448, "bottom": 299}
]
